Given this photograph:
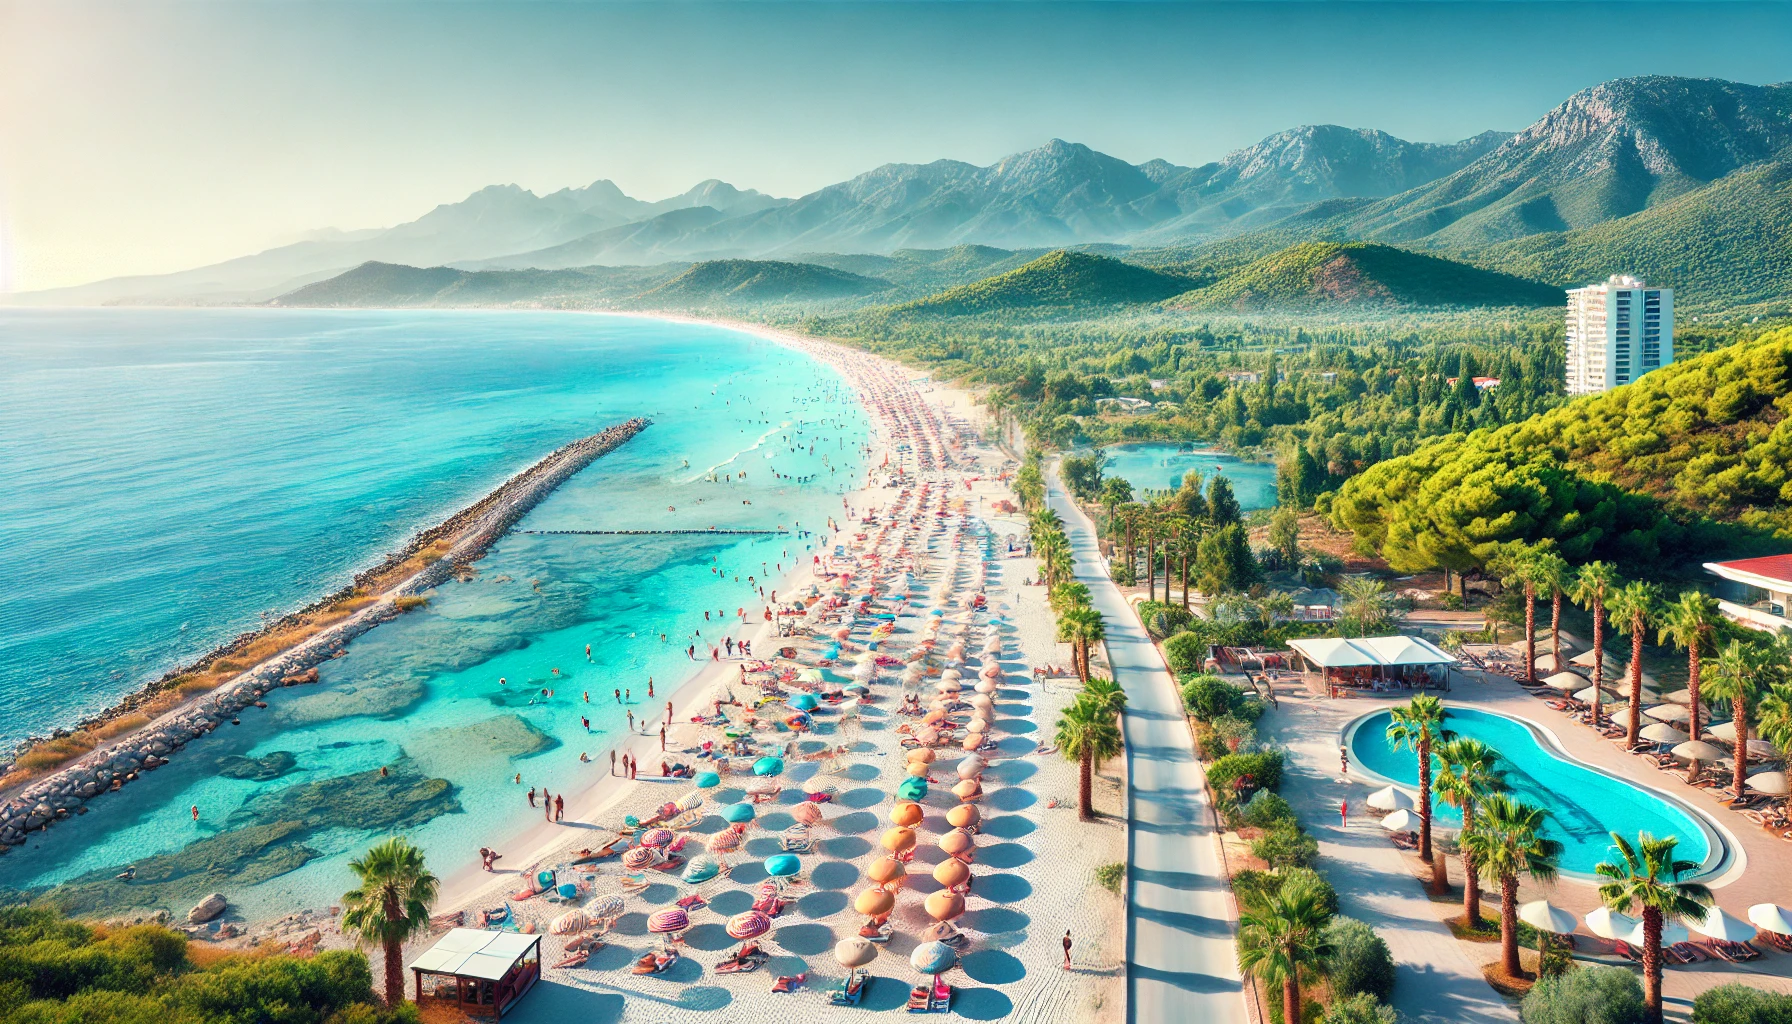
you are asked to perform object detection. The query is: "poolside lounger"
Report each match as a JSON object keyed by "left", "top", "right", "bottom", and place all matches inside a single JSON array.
[{"left": 1667, "top": 942, "right": 1707, "bottom": 964}]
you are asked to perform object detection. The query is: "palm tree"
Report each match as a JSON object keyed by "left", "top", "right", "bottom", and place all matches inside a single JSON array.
[
  {"left": 1758, "top": 683, "right": 1792, "bottom": 767},
  {"left": 1490, "top": 542, "right": 1546, "bottom": 683},
  {"left": 1596, "top": 832, "right": 1713, "bottom": 1024},
  {"left": 1081, "top": 676, "right": 1128, "bottom": 721},
  {"left": 1434, "top": 738, "right": 1507, "bottom": 928},
  {"left": 342, "top": 836, "right": 440, "bottom": 1006},
  {"left": 1533, "top": 551, "right": 1573, "bottom": 675},
  {"left": 1057, "top": 606, "right": 1106, "bottom": 682},
  {"left": 1459, "top": 794, "right": 1561, "bottom": 980},
  {"left": 1257, "top": 591, "right": 1295, "bottom": 631},
  {"left": 1704, "top": 637, "right": 1772, "bottom": 802},
  {"left": 1385, "top": 695, "right": 1451, "bottom": 872},
  {"left": 1568, "top": 562, "right": 1621, "bottom": 727},
  {"left": 1608, "top": 581, "right": 1662, "bottom": 749},
  {"left": 1656, "top": 591, "right": 1723, "bottom": 741},
  {"left": 1056, "top": 693, "right": 1123, "bottom": 821},
  {"left": 1117, "top": 503, "right": 1142, "bottom": 587},
  {"left": 1339, "top": 577, "right": 1390, "bottom": 638},
  {"left": 1035, "top": 531, "right": 1070, "bottom": 588},
  {"left": 1049, "top": 581, "right": 1091, "bottom": 613},
  {"left": 1236, "top": 876, "right": 1337, "bottom": 1024},
  {"left": 1100, "top": 477, "right": 1133, "bottom": 533}
]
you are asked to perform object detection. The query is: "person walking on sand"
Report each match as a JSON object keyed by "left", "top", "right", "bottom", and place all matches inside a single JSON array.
[
  {"left": 543, "top": 789, "right": 553, "bottom": 822},
  {"left": 554, "top": 794, "right": 564, "bottom": 822},
  {"left": 660, "top": 724, "right": 667, "bottom": 751},
  {"left": 610, "top": 751, "right": 616, "bottom": 776},
  {"left": 626, "top": 710, "right": 635, "bottom": 731},
  {"left": 1062, "top": 930, "right": 1072, "bottom": 970},
  {"left": 666, "top": 700, "right": 673, "bottom": 722},
  {"left": 628, "top": 755, "right": 637, "bottom": 780},
  {"left": 1340, "top": 747, "right": 1350, "bottom": 778},
  {"left": 1340, "top": 800, "right": 1348, "bottom": 828}
]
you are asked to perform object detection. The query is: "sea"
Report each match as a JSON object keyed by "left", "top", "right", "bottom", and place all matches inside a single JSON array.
[
  {"left": 1095, "top": 442, "right": 1278, "bottom": 510},
  {"left": 0, "top": 307, "right": 869, "bottom": 916}
]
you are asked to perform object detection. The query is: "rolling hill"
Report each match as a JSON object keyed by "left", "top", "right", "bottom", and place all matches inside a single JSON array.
[
  {"left": 639, "top": 260, "right": 889, "bottom": 302},
  {"left": 271, "top": 261, "right": 685, "bottom": 307},
  {"left": 888, "top": 251, "right": 1197, "bottom": 317},
  {"left": 1167, "top": 242, "right": 1561, "bottom": 311}
]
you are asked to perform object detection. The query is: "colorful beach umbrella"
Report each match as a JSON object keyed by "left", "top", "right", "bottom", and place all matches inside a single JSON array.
[
  {"left": 898, "top": 777, "right": 928, "bottom": 801},
  {"left": 675, "top": 791, "right": 706, "bottom": 812},
  {"left": 791, "top": 801, "right": 824, "bottom": 825},
  {"left": 835, "top": 937, "right": 879, "bottom": 969},
  {"left": 695, "top": 771, "right": 722, "bottom": 789},
  {"left": 867, "top": 857, "right": 907, "bottom": 887},
  {"left": 946, "top": 804, "right": 979, "bottom": 829},
  {"left": 952, "top": 778, "right": 981, "bottom": 801},
  {"left": 925, "top": 890, "right": 966, "bottom": 922},
  {"left": 764, "top": 853, "right": 801, "bottom": 878},
  {"left": 647, "top": 908, "right": 689, "bottom": 934},
  {"left": 891, "top": 801, "right": 925, "bottom": 827},
  {"left": 933, "top": 858, "right": 971, "bottom": 889},
  {"left": 790, "top": 693, "right": 819, "bottom": 712},
  {"left": 640, "top": 828, "right": 675, "bottom": 849},
  {"left": 854, "top": 887, "right": 895, "bottom": 916},
  {"left": 588, "top": 894, "right": 625, "bottom": 921},
  {"left": 727, "top": 910, "right": 772, "bottom": 940},
  {"left": 753, "top": 756, "right": 786, "bottom": 777},
  {"left": 707, "top": 828, "right": 743, "bottom": 853},
  {"left": 938, "top": 830, "right": 975, "bottom": 858},
  {"left": 910, "top": 940, "right": 958, "bottom": 975},
  {"left": 622, "top": 847, "right": 656, "bottom": 869},
  {"left": 723, "top": 802, "right": 756, "bottom": 824},
  {"left": 681, "top": 855, "right": 723, "bottom": 884},
  {"left": 882, "top": 827, "right": 918, "bottom": 855}
]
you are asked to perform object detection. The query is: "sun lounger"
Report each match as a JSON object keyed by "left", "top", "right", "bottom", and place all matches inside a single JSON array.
[
  {"left": 1667, "top": 942, "right": 1707, "bottom": 964},
  {"left": 1758, "top": 931, "right": 1792, "bottom": 954},
  {"left": 782, "top": 824, "right": 812, "bottom": 852},
  {"left": 716, "top": 941, "right": 768, "bottom": 974},
  {"left": 830, "top": 969, "right": 867, "bottom": 1006},
  {"left": 631, "top": 949, "right": 680, "bottom": 975},
  {"left": 770, "top": 972, "right": 807, "bottom": 994},
  {"left": 1709, "top": 939, "right": 1762, "bottom": 963},
  {"left": 1613, "top": 940, "right": 1644, "bottom": 964}
]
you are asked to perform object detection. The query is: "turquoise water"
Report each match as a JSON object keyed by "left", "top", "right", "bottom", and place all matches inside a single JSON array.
[
  {"left": 1348, "top": 707, "right": 1715, "bottom": 876},
  {"left": 0, "top": 308, "right": 868, "bottom": 914},
  {"left": 1097, "top": 443, "right": 1278, "bottom": 509}
]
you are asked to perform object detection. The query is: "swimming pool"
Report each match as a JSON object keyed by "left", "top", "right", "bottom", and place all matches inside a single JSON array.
[{"left": 1345, "top": 706, "right": 1724, "bottom": 878}]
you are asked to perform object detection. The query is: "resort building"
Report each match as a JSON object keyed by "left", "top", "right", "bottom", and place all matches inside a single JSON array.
[
  {"left": 1564, "top": 275, "right": 1673, "bottom": 394},
  {"left": 1704, "top": 554, "right": 1792, "bottom": 632}
]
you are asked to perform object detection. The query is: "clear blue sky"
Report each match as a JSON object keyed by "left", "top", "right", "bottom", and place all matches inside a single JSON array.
[{"left": 3, "top": 1, "right": 1790, "bottom": 289}]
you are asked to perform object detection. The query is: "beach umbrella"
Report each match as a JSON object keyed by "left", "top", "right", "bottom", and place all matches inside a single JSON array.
[
  {"left": 1639, "top": 722, "right": 1689, "bottom": 744},
  {"left": 953, "top": 778, "right": 982, "bottom": 801},
  {"left": 1749, "top": 739, "right": 1782, "bottom": 759},
  {"left": 934, "top": 855, "right": 972, "bottom": 887},
  {"left": 747, "top": 778, "right": 782, "bottom": 797},
  {"left": 980, "top": 665, "right": 1003, "bottom": 681},
  {"left": 939, "top": 830, "right": 975, "bottom": 858},
  {"left": 925, "top": 890, "right": 966, "bottom": 922},
  {"left": 868, "top": 857, "right": 907, "bottom": 887},
  {"left": 797, "top": 668, "right": 823, "bottom": 684},
  {"left": 640, "top": 828, "right": 675, "bottom": 849},
  {"left": 1748, "top": 771, "right": 1791, "bottom": 796},
  {"left": 911, "top": 940, "right": 958, "bottom": 976},
  {"left": 855, "top": 887, "right": 896, "bottom": 917},
  {"left": 707, "top": 829, "right": 743, "bottom": 853},
  {"left": 974, "top": 680, "right": 997, "bottom": 695},
  {"left": 835, "top": 937, "right": 879, "bottom": 969},
  {"left": 957, "top": 755, "right": 986, "bottom": 780},
  {"left": 917, "top": 727, "right": 942, "bottom": 746},
  {"left": 1645, "top": 704, "right": 1691, "bottom": 723},
  {"left": 1584, "top": 907, "right": 1638, "bottom": 940},
  {"left": 727, "top": 910, "right": 772, "bottom": 940},
  {"left": 906, "top": 762, "right": 930, "bottom": 780},
  {"left": 967, "top": 715, "right": 990, "bottom": 733},
  {"left": 961, "top": 733, "right": 985, "bottom": 752},
  {"left": 907, "top": 747, "right": 937, "bottom": 764},
  {"left": 1673, "top": 740, "right": 1729, "bottom": 762},
  {"left": 1542, "top": 672, "right": 1588, "bottom": 691},
  {"left": 898, "top": 777, "right": 929, "bottom": 801},
  {"left": 695, "top": 771, "right": 722, "bottom": 789},
  {"left": 754, "top": 756, "right": 786, "bottom": 777},
  {"left": 764, "top": 853, "right": 802, "bottom": 878},
  {"left": 1689, "top": 906, "right": 1754, "bottom": 942},
  {"left": 940, "top": 668, "right": 961, "bottom": 681},
  {"left": 1533, "top": 653, "right": 1568, "bottom": 674},
  {"left": 1626, "top": 918, "right": 1690, "bottom": 947},
  {"left": 1519, "top": 900, "right": 1578, "bottom": 935},
  {"left": 790, "top": 693, "right": 819, "bottom": 712},
  {"left": 1366, "top": 786, "right": 1415, "bottom": 812},
  {"left": 588, "top": 894, "right": 625, "bottom": 922},
  {"left": 947, "top": 804, "right": 980, "bottom": 830},
  {"left": 622, "top": 847, "right": 656, "bottom": 870},
  {"left": 882, "top": 828, "right": 918, "bottom": 856},
  {"left": 682, "top": 856, "right": 723, "bottom": 884},
  {"left": 723, "top": 803, "right": 756, "bottom": 824},
  {"left": 891, "top": 801, "right": 925, "bottom": 827},
  {"left": 1570, "top": 649, "right": 1601, "bottom": 668},
  {"left": 802, "top": 777, "right": 836, "bottom": 798},
  {"left": 1707, "top": 721, "right": 1757, "bottom": 743},
  {"left": 924, "top": 709, "right": 949, "bottom": 725},
  {"left": 1657, "top": 688, "right": 1693, "bottom": 705},
  {"left": 550, "top": 910, "right": 587, "bottom": 935},
  {"left": 675, "top": 791, "right": 705, "bottom": 813},
  {"left": 1574, "top": 686, "right": 1620, "bottom": 704},
  {"left": 791, "top": 801, "right": 824, "bottom": 825},
  {"left": 1748, "top": 904, "right": 1792, "bottom": 937},
  {"left": 1380, "top": 809, "right": 1417, "bottom": 831},
  {"left": 647, "top": 908, "right": 689, "bottom": 934}
]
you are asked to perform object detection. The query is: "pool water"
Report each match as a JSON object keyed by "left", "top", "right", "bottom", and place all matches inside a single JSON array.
[
  {"left": 1347, "top": 706, "right": 1716, "bottom": 877},
  {"left": 1095, "top": 443, "right": 1277, "bottom": 509}
]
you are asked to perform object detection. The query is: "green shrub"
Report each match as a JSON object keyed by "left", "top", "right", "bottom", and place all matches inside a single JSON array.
[
  {"left": 1324, "top": 917, "right": 1396, "bottom": 1003},
  {"left": 1183, "top": 674, "right": 1242, "bottom": 719},
  {"left": 1194, "top": 721, "right": 1229, "bottom": 760},
  {"left": 1140, "top": 601, "right": 1193, "bottom": 639},
  {"left": 1251, "top": 819, "right": 1319, "bottom": 869},
  {"left": 1691, "top": 983, "right": 1792, "bottom": 1024},
  {"left": 1208, "top": 750, "right": 1285, "bottom": 798},
  {"left": 1165, "top": 632, "right": 1212, "bottom": 676},
  {"left": 1235, "top": 867, "right": 1339, "bottom": 918},
  {"left": 1242, "top": 790, "right": 1296, "bottom": 829},
  {"left": 1095, "top": 862, "right": 1126, "bottom": 895},
  {"left": 1520, "top": 966, "right": 1646, "bottom": 1024},
  {"left": 1324, "top": 993, "right": 1400, "bottom": 1024},
  {"left": 1213, "top": 714, "right": 1258, "bottom": 752}
]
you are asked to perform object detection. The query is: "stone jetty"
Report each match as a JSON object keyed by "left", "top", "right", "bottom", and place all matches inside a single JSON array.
[{"left": 0, "top": 418, "right": 649, "bottom": 854}]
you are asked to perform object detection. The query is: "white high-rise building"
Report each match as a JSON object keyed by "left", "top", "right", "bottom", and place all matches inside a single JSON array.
[{"left": 1564, "top": 275, "right": 1673, "bottom": 395}]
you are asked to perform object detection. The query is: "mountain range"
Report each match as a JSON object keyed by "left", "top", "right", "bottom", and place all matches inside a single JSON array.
[{"left": 14, "top": 75, "right": 1792, "bottom": 311}]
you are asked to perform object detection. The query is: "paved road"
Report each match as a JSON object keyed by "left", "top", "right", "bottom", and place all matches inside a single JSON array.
[{"left": 1048, "top": 471, "right": 1248, "bottom": 1024}]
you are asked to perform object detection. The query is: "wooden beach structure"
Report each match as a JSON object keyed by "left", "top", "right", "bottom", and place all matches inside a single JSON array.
[{"left": 411, "top": 928, "right": 541, "bottom": 1018}]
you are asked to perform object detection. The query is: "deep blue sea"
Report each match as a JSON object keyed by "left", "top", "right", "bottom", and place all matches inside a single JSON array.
[{"left": 0, "top": 307, "right": 867, "bottom": 913}]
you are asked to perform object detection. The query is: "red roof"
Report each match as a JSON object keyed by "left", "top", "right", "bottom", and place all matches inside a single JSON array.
[{"left": 1711, "top": 554, "right": 1792, "bottom": 585}]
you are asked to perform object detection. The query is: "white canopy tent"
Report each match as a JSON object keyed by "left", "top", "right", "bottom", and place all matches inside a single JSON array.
[{"left": 1288, "top": 636, "right": 1459, "bottom": 696}]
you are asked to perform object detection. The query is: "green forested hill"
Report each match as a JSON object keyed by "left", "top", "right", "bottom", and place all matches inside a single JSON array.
[
  {"left": 272, "top": 261, "right": 683, "bottom": 306},
  {"left": 888, "top": 250, "right": 1197, "bottom": 316},
  {"left": 1169, "top": 242, "right": 1561, "bottom": 311},
  {"left": 1331, "top": 326, "right": 1792, "bottom": 571},
  {"left": 641, "top": 259, "right": 889, "bottom": 301},
  {"left": 1467, "top": 154, "right": 1792, "bottom": 310}
]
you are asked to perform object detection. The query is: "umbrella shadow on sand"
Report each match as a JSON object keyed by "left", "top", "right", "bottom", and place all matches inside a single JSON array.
[
  {"left": 839, "top": 762, "right": 882, "bottom": 782},
  {"left": 960, "top": 948, "right": 1026, "bottom": 984},
  {"left": 978, "top": 814, "right": 1036, "bottom": 839},
  {"left": 772, "top": 922, "right": 835, "bottom": 956},
  {"left": 812, "top": 860, "right": 861, "bottom": 889},
  {"left": 828, "top": 810, "right": 880, "bottom": 835},
  {"left": 952, "top": 986, "right": 1016, "bottom": 1020},
  {"left": 838, "top": 787, "right": 887, "bottom": 809}
]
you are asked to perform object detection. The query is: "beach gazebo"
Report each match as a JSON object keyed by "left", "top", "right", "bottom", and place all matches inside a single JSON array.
[
  {"left": 411, "top": 928, "right": 542, "bottom": 1018},
  {"left": 1287, "top": 636, "right": 1458, "bottom": 697}
]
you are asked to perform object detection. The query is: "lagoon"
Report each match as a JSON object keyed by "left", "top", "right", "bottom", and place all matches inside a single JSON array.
[{"left": 1096, "top": 442, "right": 1278, "bottom": 510}]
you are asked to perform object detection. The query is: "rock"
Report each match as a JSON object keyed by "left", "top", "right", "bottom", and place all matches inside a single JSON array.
[
  {"left": 216, "top": 751, "right": 298, "bottom": 782},
  {"left": 188, "top": 892, "right": 228, "bottom": 923}
]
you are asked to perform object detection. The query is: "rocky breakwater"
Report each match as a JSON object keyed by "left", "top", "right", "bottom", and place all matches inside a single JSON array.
[{"left": 0, "top": 417, "right": 649, "bottom": 856}]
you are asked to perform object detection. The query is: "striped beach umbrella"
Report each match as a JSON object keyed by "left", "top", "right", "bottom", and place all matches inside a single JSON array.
[{"left": 727, "top": 909, "right": 772, "bottom": 940}]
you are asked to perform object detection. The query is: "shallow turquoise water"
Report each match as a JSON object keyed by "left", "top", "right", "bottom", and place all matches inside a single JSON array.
[
  {"left": 0, "top": 308, "right": 867, "bottom": 913},
  {"left": 1348, "top": 706, "right": 1714, "bottom": 876},
  {"left": 1096, "top": 443, "right": 1278, "bottom": 509}
]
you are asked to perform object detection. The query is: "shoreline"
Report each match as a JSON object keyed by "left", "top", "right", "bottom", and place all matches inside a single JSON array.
[{"left": 0, "top": 418, "right": 652, "bottom": 854}]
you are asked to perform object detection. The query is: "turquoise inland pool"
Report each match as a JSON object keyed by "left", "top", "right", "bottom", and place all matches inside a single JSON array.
[
  {"left": 1346, "top": 706, "right": 1720, "bottom": 877},
  {"left": 1094, "top": 442, "right": 1277, "bottom": 509}
]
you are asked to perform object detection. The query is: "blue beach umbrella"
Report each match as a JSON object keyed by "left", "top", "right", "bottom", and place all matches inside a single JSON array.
[
  {"left": 789, "top": 693, "right": 819, "bottom": 712},
  {"left": 897, "top": 777, "right": 928, "bottom": 801},
  {"left": 753, "top": 756, "right": 786, "bottom": 777},
  {"left": 723, "top": 802, "right": 756, "bottom": 824},
  {"left": 695, "top": 771, "right": 722, "bottom": 790},
  {"left": 682, "top": 855, "right": 723, "bottom": 884},
  {"left": 910, "top": 940, "right": 958, "bottom": 975},
  {"left": 764, "top": 853, "right": 801, "bottom": 878}
]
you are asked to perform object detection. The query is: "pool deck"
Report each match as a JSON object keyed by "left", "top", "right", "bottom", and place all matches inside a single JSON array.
[{"left": 1263, "top": 668, "right": 1792, "bottom": 1020}]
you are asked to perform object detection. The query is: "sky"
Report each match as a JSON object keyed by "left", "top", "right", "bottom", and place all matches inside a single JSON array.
[{"left": 3, "top": 1, "right": 1791, "bottom": 292}]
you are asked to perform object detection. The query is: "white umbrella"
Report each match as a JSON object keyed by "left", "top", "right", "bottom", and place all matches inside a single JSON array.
[
  {"left": 1656, "top": 688, "right": 1693, "bottom": 705},
  {"left": 1748, "top": 739, "right": 1782, "bottom": 760},
  {"left": 1673, "top": 740, "right": 1729, "bottom": 762},
  {"left": 1626, "top": 919, "right": 1691, "bottom": 947},
  {"left": 1542, "top": 672, "right": 1589, "bottom": 692},
  {"left": 1584, "top": 907, "right": 1638, "bottom": 940},
  {"left": 1645, "top": 705, "right": 1691, "bottom": 724},
  {"left": 1366, "top": 786, "right": 1415, "bottom": 812},
  {"left": 1706, "top": 721, "right": 1756, "bottom": 743},
  {"left": 1574, "top": 686, "right": 1620, "bottom": 703},
  {"left": 1689, "top": 906, "right": 1753, "bottom": 942},
  {"left": 1748, "top": 904, "right": 1792, "bottom": 937},
  {"left": 1747, "top": 771, "right": 1790, "bottom": 796},
  {"left": 1380, "top": 809, "right": 1417, "bottom": 831},
  {"left": 1570, "top": 649, "right": 1601, "bottom": 668},
  {"left": 1519, "top": 900, "right": 1578, "bottom": 935},
  {"left": 1639, "top": 722, "right": 1689, "bottom": 745}
]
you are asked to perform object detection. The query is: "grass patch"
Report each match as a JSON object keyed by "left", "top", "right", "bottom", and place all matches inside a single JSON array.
[
  {"left": 395, "top": 595, "right": 430, "bottom": 612},
  {"left": 1096, "top": 862, "right": 1125, "bottom": 895},
  {"left": 176, "top": 675, "right": 221, "bottom": 696},
  {"left": 90, "top": 714, "right": 150, "bottom": 740},
  {"left": 1481, "top": 955, "right": 1538, "bottom": 999},
  {"left": 1447, "top": 911, "right": 1542, "bottom": 946}
]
